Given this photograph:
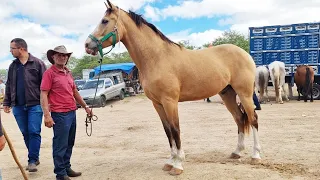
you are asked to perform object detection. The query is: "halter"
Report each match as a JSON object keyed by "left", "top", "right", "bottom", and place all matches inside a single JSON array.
[{"left": 85, "top": 7, "right": 121, "bottom": 136}]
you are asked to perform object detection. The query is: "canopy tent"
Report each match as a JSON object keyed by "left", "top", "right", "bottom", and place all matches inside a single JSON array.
[{"left": 93, "top": 62, "right": 136, "bottom": 76}]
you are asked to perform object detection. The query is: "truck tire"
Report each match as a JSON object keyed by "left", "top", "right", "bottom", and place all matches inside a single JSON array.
[
  {"left": 311, "top": 83, "right": 320, "bottom": 100},
  {"left": 119, "top": 90, "right": 125, "bottom": 100}
]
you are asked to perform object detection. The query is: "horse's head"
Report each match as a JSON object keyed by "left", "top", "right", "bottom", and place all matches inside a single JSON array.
[{"left": 85, "top": 0, "right": 123, "bottom": 56}]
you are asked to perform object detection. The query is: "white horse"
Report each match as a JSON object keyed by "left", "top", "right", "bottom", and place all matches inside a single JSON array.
[
  {"left": 255, "top": 66, "right": 270, "bottom": 103},
  {"left": 268, "top": 61, "right": 289, "bottom": 104}
]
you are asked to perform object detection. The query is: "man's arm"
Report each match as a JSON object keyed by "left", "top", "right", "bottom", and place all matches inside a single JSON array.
[
  {"left": 40, "top": 90, "right": 50, "bottom": 117},
  {"left": 40, "top": 90, "right": 55, "bottom": 128}
]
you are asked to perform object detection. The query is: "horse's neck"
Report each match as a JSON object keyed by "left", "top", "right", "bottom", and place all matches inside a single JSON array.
[{"left": 121, "top": 18, "right": 178, "bottom": 74}]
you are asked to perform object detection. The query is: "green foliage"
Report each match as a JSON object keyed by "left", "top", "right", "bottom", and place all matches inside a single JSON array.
[
  {"left": 178, "top": 40, "right": 199, "bottom": 50},
  {"left": 203, "top": 30, "right": 249, "bottom": 52}
]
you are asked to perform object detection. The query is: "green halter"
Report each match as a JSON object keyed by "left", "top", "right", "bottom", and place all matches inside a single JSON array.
[{"left": 88, "top": 29, "right": 117, "bottom": 58}]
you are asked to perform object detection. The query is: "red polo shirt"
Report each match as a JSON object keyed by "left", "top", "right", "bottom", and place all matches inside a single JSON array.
[{"left": 40, "top": 65, "right": 77, "bottom": 112}]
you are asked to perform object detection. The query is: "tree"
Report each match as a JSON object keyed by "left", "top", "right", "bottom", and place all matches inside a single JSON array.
[
  {"left": 203, "top": 30, "right": 249, "bottom": 52},
  {"left": 178, "top": 40, "right": 199, "bottom": 50}
]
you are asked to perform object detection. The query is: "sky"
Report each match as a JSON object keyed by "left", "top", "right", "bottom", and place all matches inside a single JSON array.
[{"left": 0, "top": 0, "right": 319, "bottom": 69}]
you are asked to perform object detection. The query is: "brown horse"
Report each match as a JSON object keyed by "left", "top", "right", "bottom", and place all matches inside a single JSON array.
[
  {"left": 85, "top": 0, "right": 261, "bottom": 175},
  {"left": 294, "top": 65, "right": 314, "bottom": 102}
]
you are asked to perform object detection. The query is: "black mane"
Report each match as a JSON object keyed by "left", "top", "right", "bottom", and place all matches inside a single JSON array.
[{"left": 128, "top": 11, "right": 180, "bottom": 47}]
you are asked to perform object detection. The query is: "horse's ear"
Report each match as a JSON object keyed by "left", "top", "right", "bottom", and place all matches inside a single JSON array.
[
  {"left": 104, "top": 1, "right": 109, "bottom": 9},
  {"left": 107, "top": 0, "right": 115, "bottom": 9}
]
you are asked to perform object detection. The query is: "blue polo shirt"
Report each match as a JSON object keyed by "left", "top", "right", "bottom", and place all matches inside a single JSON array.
[{"left": 16, "top": 61, "right": 26, "bottom": 106}]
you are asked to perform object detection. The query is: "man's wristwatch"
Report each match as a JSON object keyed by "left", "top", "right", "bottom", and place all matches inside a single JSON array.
[{"left": 84, "top": 105, "right": 90, "bottom": 109}]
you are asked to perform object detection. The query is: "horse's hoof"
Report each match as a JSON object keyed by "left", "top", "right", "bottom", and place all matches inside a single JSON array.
[
  {"left": 230, "top": 153, "right": 241, "bottom": 159},
  {"left": 280, "top": 101, "right": 284, "bottom": 104},
  {"left": 169, "top": 168, "right": 183, "bottom": 176},
  {"left": 250, "top": 158, "right": 261, "bottom": 164},
  {"left": 162, "top": 164, "right": 173, "bottom": 171}
]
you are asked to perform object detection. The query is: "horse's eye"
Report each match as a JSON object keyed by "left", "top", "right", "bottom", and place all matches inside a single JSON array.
[{"left": 101, "top": 19, "right": 109, "bottom": 24}]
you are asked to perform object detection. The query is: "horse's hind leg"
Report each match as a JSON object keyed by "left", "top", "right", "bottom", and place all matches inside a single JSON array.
[
  {"left": 219, "top": 87, "right": 246, "bottom": 159},
  {"left": 265, "top": 86, "right": 270, "bottom": 102},
  {"left": 152, "top": 102, "right": 177, "bottom": 172}
]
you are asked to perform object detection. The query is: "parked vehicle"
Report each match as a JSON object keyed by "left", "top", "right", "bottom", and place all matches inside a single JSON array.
[
  {"left": 78, "top": 72, "right": 126, "bottom": 107},
  {"left": 249, "top": 22, "right": 320, "bottom": 99},
  {"left": 75, "top": 79, "right": 87, "bottom": 90}
]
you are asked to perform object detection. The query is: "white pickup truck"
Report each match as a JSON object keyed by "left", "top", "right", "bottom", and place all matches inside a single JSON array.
[{"left": 79, "top": 72, "right": 125, "bottom": 107}]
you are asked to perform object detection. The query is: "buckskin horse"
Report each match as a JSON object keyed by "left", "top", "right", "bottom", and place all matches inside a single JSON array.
[
  {"left": 294, "top": 65, "right": 314, "bottom": 102},
  {"left": 84, "top": 0, "right": 261, "bottom": 176}
]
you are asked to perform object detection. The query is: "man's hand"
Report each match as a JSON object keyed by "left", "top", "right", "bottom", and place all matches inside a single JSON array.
[
  {"left": 44, "top": 115, "right": 55, "bottom": 128},
  {"left": 85, "top": 106, "right": 93, "bottom": 117},
  {"left": 0, "top": 135, "right": 6, "bottom": 151},
  {"left": 3, "top": 106, "right": 11, "bottom": 113}
]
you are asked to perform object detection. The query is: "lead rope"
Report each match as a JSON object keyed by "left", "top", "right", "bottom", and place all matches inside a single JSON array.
[{"left": 85, "top": 55, "right": 102, "bottom": 136}]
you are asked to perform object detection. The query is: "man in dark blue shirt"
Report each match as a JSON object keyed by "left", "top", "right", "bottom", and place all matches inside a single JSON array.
[{"left": 3, "top": 38, "right": 47, "bottom": 172}]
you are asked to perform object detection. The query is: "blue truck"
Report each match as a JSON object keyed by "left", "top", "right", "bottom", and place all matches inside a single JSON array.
[{"left": 249, "top": 22, "right": 320, "bottom": 99}]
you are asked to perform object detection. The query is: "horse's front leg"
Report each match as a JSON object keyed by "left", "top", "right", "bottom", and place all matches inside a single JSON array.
[
  {"left": 152, "top": 102, "right": 176, "bottom": 172},
  {"left": 161, "top": 100, "right": 184, "bottom": 176}
]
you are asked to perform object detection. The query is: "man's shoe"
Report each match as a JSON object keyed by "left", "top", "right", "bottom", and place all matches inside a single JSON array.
[
  {"left": 56, "top": 175, "right": 71, "bottom": 180},
  {"left": 26, "top": 160, "right": 40, "bottom": 170},
  {"left": 66, "top": 168, "right": 82, "bottom": 177},
  {"left": 27, "top": 163, "right": 37, "bottom": 172},
  {"left": 255, "top": 107, "right": 262, "bottom": 110}
]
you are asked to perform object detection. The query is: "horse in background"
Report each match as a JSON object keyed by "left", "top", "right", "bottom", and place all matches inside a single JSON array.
[
  {"left": 255, "top": 66, "right": 270, "bottom": 103},
  {"left": 268, "top": 61, "right": 289, "bottom": 104},
  {"left": 294, "top": 65, "right": 314, "bottom": 102},
  {"left": 84, "top": 0, "right": 262, "bottom": 175}
]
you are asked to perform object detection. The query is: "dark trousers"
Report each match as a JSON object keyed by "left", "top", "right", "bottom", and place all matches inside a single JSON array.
[
  {"left": 253, "top": 92, "right": 261, "bottom": 109},
  {"left": 52, "top": 111, "right": 76, "bottom": 177},
  {"left": 12, "top": 105, "right": 43, "bottom": 164}
]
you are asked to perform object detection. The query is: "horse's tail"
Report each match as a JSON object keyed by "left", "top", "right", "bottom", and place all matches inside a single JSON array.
[
  {"left": 258, "top": 72, "right": 265, "bottom": 96},
  {"left": 273, "top": 68, "right": 280, "bottom": 98},
  {"left": 305, "top": 67, "right": 311, "bottom": 93}
]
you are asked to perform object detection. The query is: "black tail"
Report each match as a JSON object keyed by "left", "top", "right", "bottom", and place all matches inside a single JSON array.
[{"left": 304, "top": 67, "right": 311, "bottom": 101}]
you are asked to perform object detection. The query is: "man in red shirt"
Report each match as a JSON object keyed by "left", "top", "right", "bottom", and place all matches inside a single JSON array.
[{"left": 40, "top": 45, "right": 92, "bottom": 180}]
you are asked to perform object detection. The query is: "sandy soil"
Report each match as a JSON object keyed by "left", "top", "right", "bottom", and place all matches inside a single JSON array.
[{"left": 1, "top": 88, "right": 320, "bottom": 180}]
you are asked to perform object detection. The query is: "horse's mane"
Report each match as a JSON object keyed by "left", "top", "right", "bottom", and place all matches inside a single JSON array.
[{"left": 127, "top": 10, "right": 181, "bottom": 47}]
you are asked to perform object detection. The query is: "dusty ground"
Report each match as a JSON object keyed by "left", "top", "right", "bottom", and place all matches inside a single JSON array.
[{"left": 1, "top": 87, "right": 320, "bottom": 180}]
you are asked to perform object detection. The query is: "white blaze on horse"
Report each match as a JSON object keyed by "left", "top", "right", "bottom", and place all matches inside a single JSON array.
[
  {"left": 84, "top": 0, "right": 262, "bottom": 176},
  {"left": 268, "top": 61, "right": 289, "bottom": 104},
  {"left": 255, "top": 66, "right": 270, "bottom": 103}
]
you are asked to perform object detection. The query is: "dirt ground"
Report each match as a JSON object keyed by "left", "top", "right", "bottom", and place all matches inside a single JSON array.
[{"left": 1, "top": 87, "right": 320, "bottom": 180}]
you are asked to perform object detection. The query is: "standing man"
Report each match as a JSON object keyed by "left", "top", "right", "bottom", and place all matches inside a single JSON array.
[
  {"left": 40, "top": 45, "right": 92, "bottom": 180},
  {"left": 3, "top": 38, "right": 46, "bottom": 172}
]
